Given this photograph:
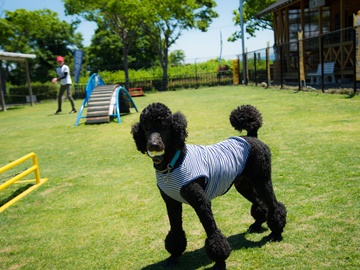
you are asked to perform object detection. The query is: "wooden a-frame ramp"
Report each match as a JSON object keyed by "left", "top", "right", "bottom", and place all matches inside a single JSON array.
[{"left": 75, "top": 74, "right": 138, "bottom": 126}]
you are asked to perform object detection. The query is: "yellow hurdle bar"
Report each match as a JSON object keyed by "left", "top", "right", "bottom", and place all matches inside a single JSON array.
[{"left": 0, "top": 152, "right": 48, "bottom": 212}]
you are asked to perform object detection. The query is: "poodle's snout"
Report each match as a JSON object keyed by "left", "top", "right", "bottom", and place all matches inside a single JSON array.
[{"left": 147, "top": 132, "right": 165, "bottom": 152}]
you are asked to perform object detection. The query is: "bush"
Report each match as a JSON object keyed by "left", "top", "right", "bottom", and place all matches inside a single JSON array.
[
  {"left": 95, "top": 58, "right": 235, "bottom": 83},
  {"left": 6, "top": 82, "right": 58, "bottom": 103}
]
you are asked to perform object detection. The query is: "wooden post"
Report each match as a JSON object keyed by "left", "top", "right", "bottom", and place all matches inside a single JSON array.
[
  {"left": 24, "top": 59, "right": 34, "bottom": 106},
  {"left": 298, "top": 31, "right": 305, "bottom": 89},
  {"left": 320, "top": 35, "right": 325, "bottom": 92},
  {"left": 0, "top": 73, "right": 5, "bottom": 111},
  {"left": 354, "top": 10, "right": 360, "bottom": 94},
  {"left": 232, "top": 58, "right": 240, "bottom": 85},
  {"left": 340, "top": 0, "right": 344, "bottom": 82},
  {"left": 280, "top": 45, "right": 284, "bottom": 89}
]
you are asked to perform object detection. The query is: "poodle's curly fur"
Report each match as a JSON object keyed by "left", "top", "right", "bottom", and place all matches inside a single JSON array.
[{"left": 131, "top": 102, "right": 287, "bottom": 270}]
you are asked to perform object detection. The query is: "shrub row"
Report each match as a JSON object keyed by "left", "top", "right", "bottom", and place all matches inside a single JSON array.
[{"left": 6, "top": 82, "right": 58, "bottom": 104}]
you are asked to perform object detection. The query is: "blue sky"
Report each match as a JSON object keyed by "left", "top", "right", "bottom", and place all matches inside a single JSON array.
[{"left": 1, "top": 0, "right": 274, "bottom": 62}]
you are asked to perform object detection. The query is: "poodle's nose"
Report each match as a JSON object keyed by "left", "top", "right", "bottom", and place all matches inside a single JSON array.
[{"left": 147, "top": 132, "right": 165, "bottom": 151}]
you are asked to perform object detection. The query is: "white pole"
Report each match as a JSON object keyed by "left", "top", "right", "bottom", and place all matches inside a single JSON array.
[{"left": 239, "top": 0, "right": 246, "bottom": 84}]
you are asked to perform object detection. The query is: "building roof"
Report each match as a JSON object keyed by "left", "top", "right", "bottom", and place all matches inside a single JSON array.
[
  {"left": 0, "top": 51, "right": 36, "bottom": 62},
  {"left": 256, "top": 0, "right": 298, "bottom": 18}
]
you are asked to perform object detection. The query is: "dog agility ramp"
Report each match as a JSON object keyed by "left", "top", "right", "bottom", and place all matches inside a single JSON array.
[
  {"left": 74, "top": 73, "right": 138, "bottom": 126},
  {"left": 85, "top": 85, "right": 115, "bottom": 124}
]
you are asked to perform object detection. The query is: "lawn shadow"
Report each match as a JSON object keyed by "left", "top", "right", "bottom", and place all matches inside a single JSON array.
[
  {"left": 141, "top": 231, "right": 269, "bottom": 270},
  {"left": 345, "top": 93, "right": 357, "bottom": 99},
  {"left": 3, "top": 105, "right": 25, "bottom": 111},
  {"left": 47, "top": 113, "right": 65, "bottom": 116},
  {"left": 0, "top": 184, "right": 33, "bottom": 207}
]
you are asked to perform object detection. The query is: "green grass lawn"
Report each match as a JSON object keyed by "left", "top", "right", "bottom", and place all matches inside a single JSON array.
[{"left": 1, "top": 86, "right": 359, "bottom": 269}]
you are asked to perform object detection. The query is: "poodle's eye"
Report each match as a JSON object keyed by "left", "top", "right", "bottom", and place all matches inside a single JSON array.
[
  {"left": 143, "top": 123, "right": 168, "bottom": 132},
  {"left": 143, "top": 125, "right": 152, "bottom": 131},
  {"left": 160, "top": 123, "right": 172, "bottom": 132}
]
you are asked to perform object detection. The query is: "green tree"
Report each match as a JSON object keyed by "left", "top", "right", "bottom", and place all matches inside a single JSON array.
[
  {"left": 229, "top": 0, "right": 275, "bottom": 41},
  {"left": 86, "top": 21, "right": 156, "bottom": 74},
  {"left": 64, "top": 0, "right": 148, "bottom": 89},
  {"left": 86, "top": 24, "right": 125, "bottom": 73},
  {"left": 0, "top": 8, "right": 83, "bottom": 84},
  {"left": 64, "top": 0, "right": 218, "bottom": 90},
  {"left": 144, "top": 0, "right": 218, "bottom": 90},
  {"left": 169, "top": 50, "right": 186, "bottom": 66}
]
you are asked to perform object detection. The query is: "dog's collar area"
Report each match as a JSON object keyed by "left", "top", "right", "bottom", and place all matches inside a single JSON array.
[{"left": 156, "top": 150, "right": 181, "bottom": 174}]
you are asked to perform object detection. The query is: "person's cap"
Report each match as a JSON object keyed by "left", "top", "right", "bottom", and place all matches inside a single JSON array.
[{"left": 56, "top": 56, "right": 64, "bottom": 62}]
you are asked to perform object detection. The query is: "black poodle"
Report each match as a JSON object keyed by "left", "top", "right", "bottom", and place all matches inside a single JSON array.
[{"left": 131, "top": 102, "right": 286, "bottom": 270}]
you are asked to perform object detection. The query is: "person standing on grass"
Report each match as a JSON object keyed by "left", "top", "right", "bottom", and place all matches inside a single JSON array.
[{"left": 51, "top": 56, "right": 77, "bottom": 114}]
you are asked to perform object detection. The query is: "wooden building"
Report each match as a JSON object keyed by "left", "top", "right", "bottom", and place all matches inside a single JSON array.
[{"left": 257, "top": 0, "right": 359, "bottom": 83}]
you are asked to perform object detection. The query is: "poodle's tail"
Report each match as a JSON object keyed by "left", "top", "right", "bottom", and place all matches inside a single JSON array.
[{"left": 229, "top": 105, "right": 263, "bottom": 137}]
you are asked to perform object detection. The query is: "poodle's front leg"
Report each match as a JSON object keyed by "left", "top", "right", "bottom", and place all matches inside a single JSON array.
[
  {"left": 160, "top": 189, "right": 187, "bottom": 266},
  {"left": 180, "top": 179, "right": 231, "bottom": 270}
]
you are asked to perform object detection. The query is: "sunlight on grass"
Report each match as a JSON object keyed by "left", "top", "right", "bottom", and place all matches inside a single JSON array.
[{"left": 1, "top": 86, "right": 359, "bottom": 269}]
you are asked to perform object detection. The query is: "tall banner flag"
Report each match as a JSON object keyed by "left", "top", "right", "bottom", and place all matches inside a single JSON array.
[{"left": 74, "top": 50, "right": 84, "bottom": 83}]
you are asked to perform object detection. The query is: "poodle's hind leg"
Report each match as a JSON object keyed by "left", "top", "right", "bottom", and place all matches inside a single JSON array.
[
  {"left": 266, "top": 201, "right": 287, "bottom": 242},
  {"left": 234, "top": 177, "right": 267, "bottom": 233},
  {"left": 248, "top": 201, "right": 267, "bottom": 232},
  {"left": 253, "top": 184, "right": 287, "bottom": 242},
  {"left": 238, "top": 138, "right": 287, "bottom": 241},
  {"left": 212, "top": 261, "right": 226, "bottom": 270}
]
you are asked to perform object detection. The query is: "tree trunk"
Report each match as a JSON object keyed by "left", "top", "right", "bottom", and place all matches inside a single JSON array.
[
  {"left": 123, "top": 47, "right": 130, "bottom": 90},
  {"left": 160, "top": 43, "right": 169, "bottom": 91},
  {"left": 121, "top": 27, "right": 131, "bottom": 90},
  {"left": 161, "top": 49, "right": 169, "bottom": 91}
]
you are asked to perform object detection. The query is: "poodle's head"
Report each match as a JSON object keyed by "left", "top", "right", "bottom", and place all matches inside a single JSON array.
[{"left": 131, "top": 103, "right": 188, "bottom": 164}]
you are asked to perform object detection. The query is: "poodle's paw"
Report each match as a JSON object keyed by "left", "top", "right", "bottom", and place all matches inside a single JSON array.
[
  {"left": 205, "top": 231, "right": 231, "bottom": 262},
  {"left": 163, "top": 255, "right": 178, "bottom": 267},
  {"left": 212, "top": 261, "right": 226, "bottom": 270},
  {"left": 248, "top": 221, "right": 263, "bottom": 233},
  {"left": 267, "top": 232, "right": 283, "bottom": 242}
]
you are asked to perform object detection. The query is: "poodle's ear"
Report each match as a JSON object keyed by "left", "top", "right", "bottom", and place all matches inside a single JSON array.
[
  {"left": 171, "top": 112, "right": 188, "bottom": 149},
  {"left": 131, "top": 122, "right": 147, "bottom": 154}
]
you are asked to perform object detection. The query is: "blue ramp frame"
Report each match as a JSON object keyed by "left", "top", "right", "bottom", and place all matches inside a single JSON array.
[
  {"left": 75, "top": 73, "right": 105, "bottom": 126},
  {"left": 110, "top": 86, "right": 138, "bottom": 123},
  {"left": 75, "top": 74, "right": 138, "bottom": 126}
]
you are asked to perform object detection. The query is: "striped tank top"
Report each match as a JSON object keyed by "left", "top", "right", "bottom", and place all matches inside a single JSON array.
[{"left": 156, "top": 137, "right": 250, "bottom": 204}]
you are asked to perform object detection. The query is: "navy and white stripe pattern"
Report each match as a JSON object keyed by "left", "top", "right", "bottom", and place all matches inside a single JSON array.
[{"left": 156, "top": 137, "right": 250, "bottom": 204}]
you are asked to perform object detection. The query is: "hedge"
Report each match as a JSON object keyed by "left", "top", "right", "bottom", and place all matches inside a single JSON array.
[{"left": 6, "top": 82, "right": 59, "bottom": 103}]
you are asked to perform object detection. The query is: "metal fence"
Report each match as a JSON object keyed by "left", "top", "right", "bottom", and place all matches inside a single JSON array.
[
  {"left": 74, "top": 72, "right": 234, "bottom": 99},
  {"left": 235, "top": 27, "right": 358, "bottom": 94},
  {"left": 277, "top": 27, "right": 355, "bottom": 91}
]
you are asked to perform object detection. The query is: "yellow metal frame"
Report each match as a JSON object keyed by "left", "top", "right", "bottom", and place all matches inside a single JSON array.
[{"left": 0, "top": 152, "right": 48, "bottom": 212}]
